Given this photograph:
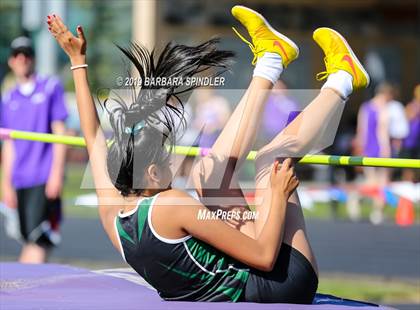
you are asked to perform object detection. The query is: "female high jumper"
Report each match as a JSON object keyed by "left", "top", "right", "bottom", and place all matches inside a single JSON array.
[{"left": 47, "top": 5, "right": 369, "bottom": 304}]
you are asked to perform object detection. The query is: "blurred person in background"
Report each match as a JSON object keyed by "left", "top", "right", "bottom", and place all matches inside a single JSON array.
[
  {"left": 0, "top": 36, "right": 68, "bottom": 263},
  {"left": 172, "top": 89, "right": 231, "bottom": 189},
  {"left": 355, "top": 82, "right": 394, "bottom": 224},
  {"left": 193, "top": 88, "right": 231, "bottom": 148},
  {"left": 260, "top": 80, "right": 298, "bottom": 143},
  {"left": 401, "top": 84, "right": 420, "bottom": 182},
  {"left": 326, "top": 122, "right": 357, "bottom": 219},
  {"left": 386, "top": 85, "right": 409, "bottom": 157}
]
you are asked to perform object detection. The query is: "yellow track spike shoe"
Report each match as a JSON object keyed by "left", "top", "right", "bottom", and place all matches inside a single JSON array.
[
  {"left": 313, "top": 27, "right": 370, "bottom": 90},
  {"left": 231, "top": 5, "right": 299, "bottom": 67}
]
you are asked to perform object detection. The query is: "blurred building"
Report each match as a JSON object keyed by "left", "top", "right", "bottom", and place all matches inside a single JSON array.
[{"left": 156, "top": 0, "right": 419, "bottom": 129}]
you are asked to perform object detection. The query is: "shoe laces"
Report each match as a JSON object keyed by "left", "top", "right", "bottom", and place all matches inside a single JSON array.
[
  {"left": 316, "top": 54, "right": 345, "bottom": 81},
  {"left": 232, "top": 27, "right": 267, "bottom": 65}
]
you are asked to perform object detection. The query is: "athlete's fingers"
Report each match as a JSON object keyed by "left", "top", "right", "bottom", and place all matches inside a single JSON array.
[
  {"left": 49, "top": 16, "right": 65, "bottom": 38},
  {"left": 48, "top": 21, "right": 58, "bottom": 35},
  {"left": 48, "top": 25, "right": 60, "bottom": 37},
  {"left": 76, "top": 25, "right": 86, "bottom": 42},
  {"left": 280, "top": 158, "right": 292, "bottom": 172},
  {"left": 290, "top": 165, "right": 295, "bottom": 176},
  {"left": 47, "top": 15, "right": 60, "bottom": 34},
  {"left": 54, "top": 14, "right": 67, "bottom": 33},
  {"left": 46, "top": 15, "right": 52, "bottom": 31},
  {"left": 271, "top": 160, "right": 279, "bottom": 176}
]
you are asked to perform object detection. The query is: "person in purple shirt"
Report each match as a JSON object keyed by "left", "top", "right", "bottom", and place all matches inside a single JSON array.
[
  {"left": 402, "top": 84, "right": 420, "bottom": 182},
  {"left": 355, "top": 83, "right": 393, "bottom": 224},
  {"left": 260, "top": 80, "right": 299, "bottom": 143},
  {"left": 0, "top": 36, "right": 68, "bottom": 263}
]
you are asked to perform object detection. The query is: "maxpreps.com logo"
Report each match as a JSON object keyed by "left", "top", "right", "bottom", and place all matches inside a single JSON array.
[{"left": 197, "top": 209, "right": 259, "bottom": 221}]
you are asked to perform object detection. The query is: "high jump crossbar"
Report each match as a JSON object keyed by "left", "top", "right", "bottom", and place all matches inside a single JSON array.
[{"left": 1, "top": 128, "right": 419, "bottom": 169}]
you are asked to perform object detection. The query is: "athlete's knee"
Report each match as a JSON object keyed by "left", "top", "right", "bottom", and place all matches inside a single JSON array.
[
  {"left": 193, "top": 153, "right": 237, "bottom": 180},
  {"left": 191, "top": 156, "right": 213, "bottom": 184},
  {"left": 256, "top": 136, "right": 303, "bottom": 163}
]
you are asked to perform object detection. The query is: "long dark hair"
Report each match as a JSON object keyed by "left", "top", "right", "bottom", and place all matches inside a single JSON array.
[{"left": 104, "top": 38, "right": 234, "bottom": 196}]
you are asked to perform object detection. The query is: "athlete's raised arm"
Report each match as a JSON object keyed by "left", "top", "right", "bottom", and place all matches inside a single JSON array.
[{"left": 47, "top": 15, "right": 121, "bottom": 246}]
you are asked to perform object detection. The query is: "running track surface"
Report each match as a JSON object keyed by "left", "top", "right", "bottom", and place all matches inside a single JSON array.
[
  {"left": 2, "top": 217, "right": 419, "bottom": 279},
  {"left": 0, "top": 263, "right": 391, "bottom": 310}
]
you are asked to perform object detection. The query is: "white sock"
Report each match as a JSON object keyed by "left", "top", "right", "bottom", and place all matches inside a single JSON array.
[
  {"left": 321, "top": 70, "right": 353, "bottom": 99},
  {"left": 253, "top": 52, "right": 283, "bottom": 84}
]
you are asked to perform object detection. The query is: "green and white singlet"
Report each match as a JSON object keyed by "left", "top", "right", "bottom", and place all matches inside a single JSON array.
[{"left": 114, "top": 193, "right": 250, "bottom": 302}]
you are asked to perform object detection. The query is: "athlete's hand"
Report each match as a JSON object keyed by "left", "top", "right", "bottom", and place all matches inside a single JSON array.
[
  {"left": 47, "top": 14, "right": 86, "bottom": 65},
  {"left": 270, "top": 158, "right": 299, "bottom": 198},
  {"left": 1, "top": 182, "right": 17, "bottom": 209},
  {"left": 45, "top": 173, "right": 63, "bottom": 200}
]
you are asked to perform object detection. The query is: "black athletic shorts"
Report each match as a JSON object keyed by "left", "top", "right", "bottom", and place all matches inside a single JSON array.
[
  {"left": 16, "top": 184, "right": 62, "bottom": 248},
  {"left": 240, "top": 243, "right": 318, "bottom": 304}
]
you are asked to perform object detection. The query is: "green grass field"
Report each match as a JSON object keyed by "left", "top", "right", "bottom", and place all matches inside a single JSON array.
[{"left": 318, "top": 274, "right": 420, "bottom": 304}]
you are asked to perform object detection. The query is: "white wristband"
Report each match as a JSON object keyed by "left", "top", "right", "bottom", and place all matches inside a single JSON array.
[{"left": 70, "top": 64, "right": 88, "bottom": 71}]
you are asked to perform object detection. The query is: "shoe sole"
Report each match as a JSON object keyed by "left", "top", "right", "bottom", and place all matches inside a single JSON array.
[
  {"left": 317, "top": 27, "right": 370, "bottom": 87},
  {"left": 233, "top": 5, "right": 300, "bottom": 58}
]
